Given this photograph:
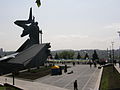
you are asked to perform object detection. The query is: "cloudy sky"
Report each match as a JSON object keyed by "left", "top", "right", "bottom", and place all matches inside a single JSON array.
[{"left": 0, "top": 0, "right": 120, "bottom": 51}]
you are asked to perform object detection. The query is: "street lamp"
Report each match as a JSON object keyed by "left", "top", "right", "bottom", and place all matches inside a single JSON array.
[
  {"left": 109, "top": 46, "right": 112, "bottom": 63},
  {"left": 117, "top": 31, "right": 120, "bottom": 62},
  {"left": 111, "top": 42, "right": 114, "bottom": 64},
  {"left": 39, "top": 29, "right": 43, "bottom": 44}
]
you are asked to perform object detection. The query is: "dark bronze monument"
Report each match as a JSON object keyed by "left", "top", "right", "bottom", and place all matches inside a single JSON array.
[
  {"left": 0, "top": 8, "right": 50, "bottom": 75},
  {"left": 14, "top": 8, "right": 41, "bottom": 45},
  {"left": 15, "top": 8, "right": 43, "bottom": 52}
]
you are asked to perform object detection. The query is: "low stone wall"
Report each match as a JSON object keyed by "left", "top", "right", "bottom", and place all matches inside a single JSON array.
[{"left": 4, "top": 83, "right": 23, "bottom": 90}]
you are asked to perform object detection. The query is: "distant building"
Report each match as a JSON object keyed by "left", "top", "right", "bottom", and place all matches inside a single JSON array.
[{"left": 0, "top": 48, "right": 4, "bottom": 57}]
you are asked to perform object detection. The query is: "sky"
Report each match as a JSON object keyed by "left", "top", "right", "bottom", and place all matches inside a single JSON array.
[{"left": 0, "top": 0, "right": 120, "bottom": 51}]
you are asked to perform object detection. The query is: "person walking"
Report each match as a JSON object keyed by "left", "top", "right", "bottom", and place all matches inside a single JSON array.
[
  {"left": 73, "top": 62, "right": 75, "bottom": 66},
  {"left": 118, "top": 60, "right": 120, "bottom": 68},
  {"left": 64, "top": 64, "right": 67, "bottom": 73},
  {"left": 74, "top": 80, "right": 78, "bottom": 90},
  {"left": 89, "top": 60, "right": 92, "bottom": 68}
]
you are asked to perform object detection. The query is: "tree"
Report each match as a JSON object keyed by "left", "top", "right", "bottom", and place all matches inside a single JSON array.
[
  {"left": 54, "top": 53, "right": 59, "bottom": 59},
  {"left": 77, "top": 52, "right": 81, "bottom": 59},
  {"left": 92, "top": 50, "right": 99, "bottom": 61},
  {"left": 59, "top": 51, "right": 75, "bottom": 59},
  {"left": 84, "top": 53, "right": 89, "bottom": 59}
]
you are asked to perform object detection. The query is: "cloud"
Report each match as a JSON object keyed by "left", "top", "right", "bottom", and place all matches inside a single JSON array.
[
  {"left": 56, "top": 34, "right": 88, "bottom": 39},
  {"left": 104, "top": 23, "right": 120, "bottom": 30},
  {"left": 43, "top": 33, "right": 119, "bottom": 50}
]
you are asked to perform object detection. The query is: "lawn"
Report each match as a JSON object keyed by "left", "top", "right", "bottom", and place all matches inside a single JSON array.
[
  {"left": 0, "top": 86, "right": 5, "bottom": 90},
  {"left": 8, "top": 65, "right": 68, "bottom": 80},
  {"left": 99, "top": 65, "right": 120, "bottom": 90},
  {"left": 14, "top": 66, "right": 51, "bottom": 80},
  {"left": 0, "top": 86, "right": 20, "bottom": 90}
]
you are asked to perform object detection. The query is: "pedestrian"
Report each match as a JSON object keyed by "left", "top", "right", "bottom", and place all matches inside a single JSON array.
[
  {"left": 118, "top": 60, "right": 120, "bottom": 68},
  {"left": 64, "top": 64, "right": 67, "bottom": 73},
  {"left": 74, "top": 80, "right": 78, "bottom": 90},
  {"left": 73, "top": 62, "right": 75, "bottom": 66},
  {"left": 89, "top": 60, "right": 92, "bottom": 68}
]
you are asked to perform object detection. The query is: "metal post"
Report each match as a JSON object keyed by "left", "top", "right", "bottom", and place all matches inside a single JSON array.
[
  {"left": 12, "top": 72, "right": 15, "bottom": 85},
  {"left": 40, "top": 29, "right": 43, "bottom": 44},
  {"left": 111, "top": 42, "right": 114, "bottom": 72},
  {"left": 111, "top": 42, "right": 114, "bottom": 64},
  {"left": 117, "top": 31, "right": 120, "bottom": 62},
  {"left": 107, "top": 48, "right": 109, "bottom": 63},
  {"left": 109, "top": 46, "right": 112, "bottom": 63}
]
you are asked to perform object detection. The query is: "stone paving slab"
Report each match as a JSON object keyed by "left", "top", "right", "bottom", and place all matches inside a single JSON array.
[
  {"left": 0, "top": 64, "right": 102, "bottom": 90},
  {"left": 0, "top": 76, "right": 68, "bottom": 90},
  {"left": 34, "top": 65, "right": 101, "bottom": 90}
]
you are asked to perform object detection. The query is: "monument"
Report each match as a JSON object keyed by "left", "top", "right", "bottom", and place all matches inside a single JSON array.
[
  {"left": 0, "top": 8, "right": 51, "bottom": 75},
  {"left": 15, "top": 8, "right": 41, "bottom": 44},
  {"left": 15, "top": 8, "right": 43, "bottom": 52}
]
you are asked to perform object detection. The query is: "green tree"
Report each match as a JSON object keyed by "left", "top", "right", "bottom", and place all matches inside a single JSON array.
[
  {"left": 59, "top": 51, "right": 75, "bottom": 59},
  {"left": 54, "top": 53, "right": 59, "bottom": 59},
  {"left": 77, "top": 52, "right": 81, "bottom": 59}
]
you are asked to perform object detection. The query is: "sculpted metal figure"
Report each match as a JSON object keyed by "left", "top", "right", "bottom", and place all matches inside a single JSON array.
[{"left": 14, "top": 8, "right": 41, "bottom": 44}]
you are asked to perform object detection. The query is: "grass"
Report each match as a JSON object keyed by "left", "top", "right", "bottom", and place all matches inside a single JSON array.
[
  {"left": 14, "top": 66, "right": 51, "bottom": 80},
  {"left": 99, "top": 65, "right": 120, "bottom": 90},
  {"left": 0, "top": 86, "right": 20, "bottom": 90},
  {"left": 5, "top": 86, "right": 19, "bottom": 90},
  {"left": 7, "top": 65, "right": 68, "bottom": 80},
  {"left": 0, "top": 86, "right": 5, "bottom": 90}
]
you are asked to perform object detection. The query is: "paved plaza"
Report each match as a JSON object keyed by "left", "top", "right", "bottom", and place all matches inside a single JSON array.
[
  {"left": 0, "top": 76, "right": 68, "bottom": 90},
  {"left": 34, "top": 65, "right": 101, "bottom": 90},
  {"left": 0, "top": 64, "right": 102, "bottom": 90}
]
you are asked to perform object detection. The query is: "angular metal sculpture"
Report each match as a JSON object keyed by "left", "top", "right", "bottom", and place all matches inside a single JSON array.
[
  {"left": 14, "top": 8, "right": 43, "bottom": 52},
  {"left": 0, "top": 8, "right": 50, "bottom": 75},
  {"left": 14, "top": 8, "right": 41, "bottom": 45}
]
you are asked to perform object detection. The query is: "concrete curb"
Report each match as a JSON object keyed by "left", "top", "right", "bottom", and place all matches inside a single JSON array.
[
  {"left": 94, "top": 67, "right": 103, "bottom": 90},
  {"left": 115, "top": 65, "right": 120, "bottom": 73}
]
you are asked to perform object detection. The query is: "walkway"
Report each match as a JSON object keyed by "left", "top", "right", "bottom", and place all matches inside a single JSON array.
[
  {"left": 0, "top": 64, "right": 102, "bottom": 90},
  {"left": 34, "top": 65, "right": 102, "bottom": 90},
  {"left": 0, "top": 76, "right": 68, "bottom": 90}
]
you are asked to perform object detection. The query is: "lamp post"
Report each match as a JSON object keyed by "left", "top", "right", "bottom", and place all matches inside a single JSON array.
[
  {"left": 111, "top": 42, "right": 114, "bottom": 64},
  {"left": 117, "top": 31, "right": 120, "bottom": 62},
  {"left": 111, "top": 42, "right": 115, "bottom": 72},
  {"left": 107, "top": 48, "right": 109, "bottom": 63},
  {"left": 39, "top": 29, "right": 43, "bottom": 44},
  {"left": 12, "top": 72, "right": 15, "bottom": 85},
  {"left": 109, "top": 46, "right": 112, "bottom": 63}
]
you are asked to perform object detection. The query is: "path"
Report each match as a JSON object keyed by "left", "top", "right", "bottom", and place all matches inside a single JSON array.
[{"left": 34, "top": 65, "right": 101, "bottom": 90}]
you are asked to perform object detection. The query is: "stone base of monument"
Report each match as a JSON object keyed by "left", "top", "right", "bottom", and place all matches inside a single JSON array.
[{"left": 0, "top": 43, "right": 50, "bottom": 75}]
